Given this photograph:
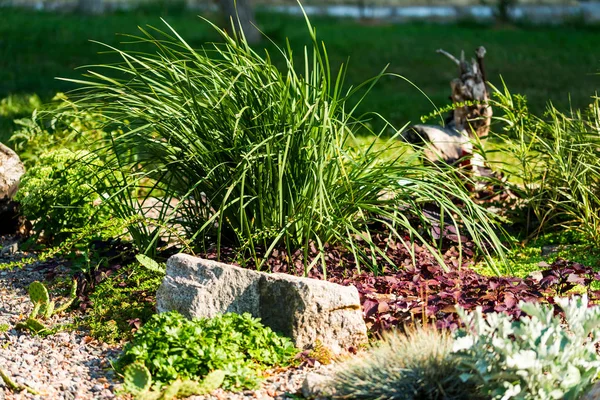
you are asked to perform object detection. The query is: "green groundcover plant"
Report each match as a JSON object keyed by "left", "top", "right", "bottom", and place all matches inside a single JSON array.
[
  {"left": 62, "top": 11, "right": 504, "bottom": 274},
  {"left": 453, "top": 295, "right": 600, "bottom": 400},
  {"left": 84, "top": 263, "right": 162, "bottom": 343},
  {"left": 116, "top": 311, "right": 297, "bottom": 391}
]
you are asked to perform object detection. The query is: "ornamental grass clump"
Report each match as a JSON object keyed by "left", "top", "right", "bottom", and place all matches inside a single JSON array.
[
  {"left": 453, "top": 295, "right": 600, "bottom": 400},
  {"left": 66, "top": 13, "right": 503, "bottom": 273},
  {"left": 330, "top": 326, "right": 481, "bottom": 400},
  {"left": 489, "top": 84, "right": 600, "bottom": 244}
]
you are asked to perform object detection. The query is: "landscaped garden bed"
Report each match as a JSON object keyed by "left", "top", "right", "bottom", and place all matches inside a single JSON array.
[{"left": 1, "top": 6, "right": 600, "bottom": 400}]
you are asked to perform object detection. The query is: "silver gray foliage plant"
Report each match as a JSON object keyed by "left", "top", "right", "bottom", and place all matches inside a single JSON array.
[
  {"left": 330, "top": 326, "right": 482, "bottom": 399},
  {"left": 453, "top": 295, "right": 600, "bottom": 400}
]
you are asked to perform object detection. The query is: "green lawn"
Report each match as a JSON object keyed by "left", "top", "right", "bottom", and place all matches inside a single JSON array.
[{"left": 1, "top": 8, "right": 599, "bottom": 142}]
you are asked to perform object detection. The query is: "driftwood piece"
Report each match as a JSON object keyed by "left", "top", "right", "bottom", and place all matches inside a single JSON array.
[{"left": 437, "top": 46, "right": 492, "bottom": 139}]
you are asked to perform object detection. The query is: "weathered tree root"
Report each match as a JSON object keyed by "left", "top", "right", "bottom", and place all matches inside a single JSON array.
[{"left": 436, "top": 46, "right": 492, "bottom": 139}]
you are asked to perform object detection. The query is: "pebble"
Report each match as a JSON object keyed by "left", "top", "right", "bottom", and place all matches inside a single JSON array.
[{"left": 0, "top": 238, "right": 338, "bottom": 399}]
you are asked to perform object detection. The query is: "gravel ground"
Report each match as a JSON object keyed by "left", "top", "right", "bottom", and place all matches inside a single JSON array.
[{"left": 0, "top": 238, "right": 336, "bottom": 400}]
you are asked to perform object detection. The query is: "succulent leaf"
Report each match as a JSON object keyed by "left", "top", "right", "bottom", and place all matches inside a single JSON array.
[
  {"left": 123, "top": 363, "right": 152, "bottom": 395},
  {"left": 161, "top": 379, "right": 181, "bottom": 400},
  {"left": 28, "top": 281, "right": 50, "bottom": 305},
  {"left": 54, "top": 279, "right": 77, "bottom": 314},
  {"left": 176, "top": 380, "right": 201, "bottom": 397},
  {"left": 30, "top": 302, "right": 41, "bottom": 319},
  {"left": 15, "top": 318, "right": 48, "bottom": 335},
  {"left": 197, "top": 370, "right": 225, "bottom": 394},
  {"left": 44, "top": 301, "right": 55, "bottom": 319},
  {"left": 134, "top": 390, "right": 162, "bottom": 400}
]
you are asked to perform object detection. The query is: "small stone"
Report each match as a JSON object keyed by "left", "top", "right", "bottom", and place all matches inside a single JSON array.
[
  {"left": 301, "top": 372, "right": 332, "bottom": 399},
  {"left": 22, "top": 354, "right": 35, "bottom": 363},
  {"left": 0, "top": 241, "right": 18, "bottom": 255},
  {"left": 527, "top": 271, "right": 544, "bottom": 281},
  {"left": 91, "top": 384, "right": 103, "bottom": 392}
]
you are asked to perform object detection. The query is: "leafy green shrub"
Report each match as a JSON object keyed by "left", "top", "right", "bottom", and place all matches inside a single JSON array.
[
  {"left": 453, "top": 295, "right": 600, "bottom": 400},
  {"left": 490, "top": 84, "right": 600, "bottom": 244},
  {"left": 117, "top": 311, "right": 297, "bottom": 391},
  {"left": 67, "top": 15, "right": 504, "bottom": 273},
  {"left": 331, "top": 326, "right": 481, "bottom": 399},
  {"left": 14, "top": 149, "right": 108, "bottom": 242}
]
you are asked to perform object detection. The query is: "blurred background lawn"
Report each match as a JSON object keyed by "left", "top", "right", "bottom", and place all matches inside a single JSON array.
[{"left": 1, "top": 6, "right": 599, "bottom": 142}]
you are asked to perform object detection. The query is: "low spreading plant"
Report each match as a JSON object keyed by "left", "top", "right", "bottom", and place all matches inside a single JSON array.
[
  {"left": 453, "top": 295, "right": 600, "bottom": 400},
  {"left": 83, "top": 263, "right": 161, "bottom": 343},
  {"left": 64, "top": 12, "right": 504, "bottom": 273},
  {"left": 331, "top": 325, "right": 481, "bottom": 399},
  {"left": 116, "top": 311, "right": 297, "bottom": 391},
  {"left": 475, "top": 230, "right": 600, "bottom": 280}
]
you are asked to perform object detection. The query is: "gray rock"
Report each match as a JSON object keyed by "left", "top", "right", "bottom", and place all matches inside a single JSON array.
[
  {"left": 91, "top": 384, "right": 103, "bottom": 392},
  {"left": 301, "top": 372, "right": 333, "bottom": 399},
  {"left": 0, "top": 241, "right": 18, "bottom": 255},
  {"left": 402, "top": 124, "right": 472, "bottom": 165},
  {"left": 0, "top": 143, "right": 25, "bottom": 199},
  {"left": 157, "top": 254, "right": 368, "bottom": 354},
  {"left": 581, "top": 381, "right": 600, "bottom": 400}
]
